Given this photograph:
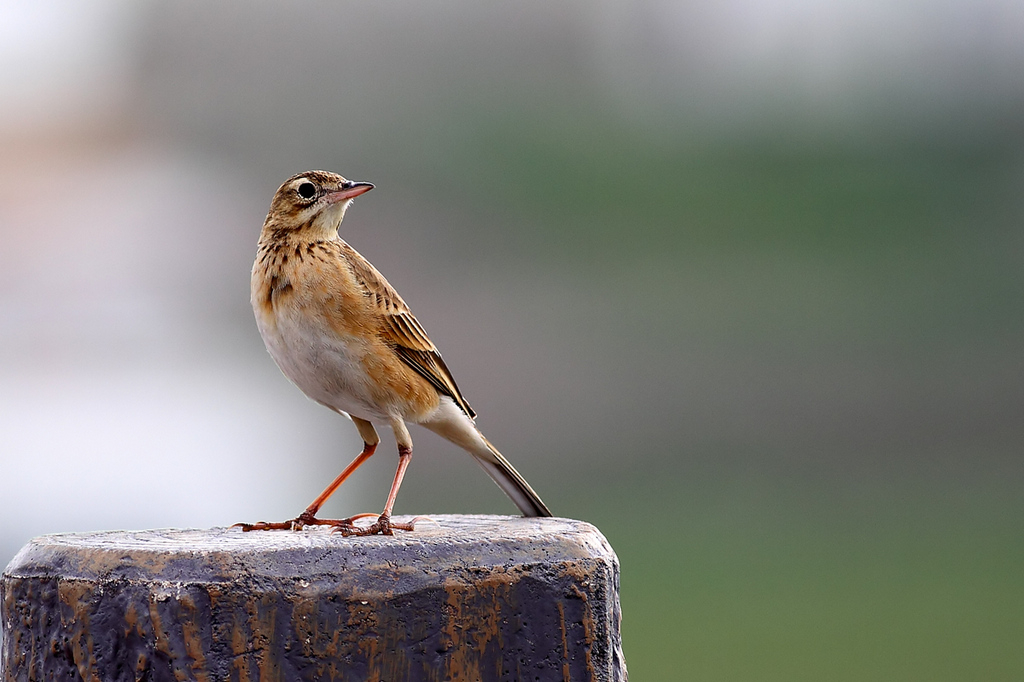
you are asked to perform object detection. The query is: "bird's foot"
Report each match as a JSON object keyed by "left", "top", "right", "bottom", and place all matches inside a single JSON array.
[
  {"left": 233, "top": 510, "right": 367, "bottom": 532},
  {"left": 332, "top": 512, "right": 429, "bottom": 537},
  {"left": 233, "top": 519, "right": 296, "bottom": 532}
]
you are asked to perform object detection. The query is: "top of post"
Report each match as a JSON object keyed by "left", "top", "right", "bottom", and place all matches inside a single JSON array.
[{"left": 4, "top": 515, "right": 617, "bottom": 588}]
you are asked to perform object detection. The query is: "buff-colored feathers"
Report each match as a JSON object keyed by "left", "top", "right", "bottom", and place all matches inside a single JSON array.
[{"left": 242, "top": 170, "right": 549, "bottom": 535}]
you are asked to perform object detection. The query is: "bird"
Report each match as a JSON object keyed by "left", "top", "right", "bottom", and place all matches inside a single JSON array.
[{"left": 237, "top": 170, "right": 551, "bottom": 535}]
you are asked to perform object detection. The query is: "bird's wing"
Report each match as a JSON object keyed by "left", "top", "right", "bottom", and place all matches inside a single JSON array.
[{"left": 340, "top": 241, "right": 476, "bottom": 419}]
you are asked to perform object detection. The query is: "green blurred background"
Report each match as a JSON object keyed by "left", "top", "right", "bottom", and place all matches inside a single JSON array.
[{"left": 1, "top": 1, "right": 1022, "bottom": 678}]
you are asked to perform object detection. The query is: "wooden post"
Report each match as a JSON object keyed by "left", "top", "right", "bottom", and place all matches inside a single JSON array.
[{"left": 2, "top": 515, "right": 625, "bottom": 681}]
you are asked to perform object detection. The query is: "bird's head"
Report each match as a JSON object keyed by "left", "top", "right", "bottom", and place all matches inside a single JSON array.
[{"left": 263, "top": 170, "right": 374, "bottom": 238}]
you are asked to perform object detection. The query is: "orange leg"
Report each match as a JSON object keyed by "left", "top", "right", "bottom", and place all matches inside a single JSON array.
[
  {"left": 235, "top": 441, "right": 376, "bottom": 531},
  {"left": 337, "top": 445, "right": 418, "bottom": 536}
]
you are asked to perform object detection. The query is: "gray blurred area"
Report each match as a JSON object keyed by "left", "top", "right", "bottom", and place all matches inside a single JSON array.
[{"left": 2, "top": 1, "right": 1023, "bottom": 678}]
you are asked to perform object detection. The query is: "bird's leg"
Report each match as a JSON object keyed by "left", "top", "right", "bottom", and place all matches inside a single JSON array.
[
  {"left": 337, "top": 445, "right": 414, "bottom": 536},
  {"left": 236, "top": 418, "right": 380, "bottom": 531},
  {"left": 235, "top": 442, "right": 376, "bottom": 531},
  {"left": 338, "top": 420, "right": 418, "bottom": 536},
  {"left": 294, "top": 443, "right": 377, "bottom": 526}
]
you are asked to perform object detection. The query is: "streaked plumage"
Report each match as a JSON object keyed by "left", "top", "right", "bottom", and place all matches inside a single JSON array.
[{"left": 239, "top": 170, "right": 551, "bottom": 535}]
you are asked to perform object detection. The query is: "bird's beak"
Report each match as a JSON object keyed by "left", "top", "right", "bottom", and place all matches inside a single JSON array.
[{"left": 326, "top": 181, "right": 374, "bottom": 203}]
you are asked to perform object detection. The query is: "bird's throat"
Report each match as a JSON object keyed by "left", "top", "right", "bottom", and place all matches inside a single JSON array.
[{"left": 308, "top": 201, "right": 350, "bottom": 240}]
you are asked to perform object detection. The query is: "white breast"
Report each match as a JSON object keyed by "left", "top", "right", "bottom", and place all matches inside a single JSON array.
[{"left": 254, "top": 299, "right": 388, "bottom": 421}]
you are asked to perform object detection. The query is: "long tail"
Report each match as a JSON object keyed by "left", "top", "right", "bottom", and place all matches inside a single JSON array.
[
  {"left": 420, "top": 402, "right": 552, "bottom": 517},
  {"left": 474, "top": 436, "right": 552, "bottom": 517}
]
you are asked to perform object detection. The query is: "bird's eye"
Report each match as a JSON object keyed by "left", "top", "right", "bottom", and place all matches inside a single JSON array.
[{"left": 297, "top": 182, "right": 316, "bottom": 199}]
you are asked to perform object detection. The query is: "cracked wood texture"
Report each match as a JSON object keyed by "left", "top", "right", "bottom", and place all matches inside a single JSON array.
[{"left": 1, "top": 515, "right": 625, "bottom": 682}]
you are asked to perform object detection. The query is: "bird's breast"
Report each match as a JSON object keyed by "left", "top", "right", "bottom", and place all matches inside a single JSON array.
[
  {"left": 251, "top": 244, "right": 382, "bottom": 415},
  {"left": 250, "top": 239, "right": 442, "bottom": 422}
]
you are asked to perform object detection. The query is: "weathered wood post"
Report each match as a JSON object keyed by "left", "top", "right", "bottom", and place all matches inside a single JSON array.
[{"left": 2, "top": 515, "right": 625, "bottom": 681}]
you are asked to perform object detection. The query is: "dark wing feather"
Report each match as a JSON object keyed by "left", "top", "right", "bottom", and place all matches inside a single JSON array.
[{"left": 339, "top": 241, "right": 477, "bottom": 419}]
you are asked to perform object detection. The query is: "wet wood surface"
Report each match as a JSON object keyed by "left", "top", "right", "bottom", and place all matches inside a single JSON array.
[{"left": 2, "top": 515, "right": 625, "bottom": 681}]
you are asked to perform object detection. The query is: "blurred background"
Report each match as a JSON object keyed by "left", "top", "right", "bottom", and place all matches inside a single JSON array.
[{"left": 2, "top": 0, "right": 1023, "bottom": 678}]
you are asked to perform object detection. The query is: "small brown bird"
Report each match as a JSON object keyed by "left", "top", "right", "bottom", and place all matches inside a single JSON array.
[{"left": 238, "top": 171, "right": 551, "bottom": 535}]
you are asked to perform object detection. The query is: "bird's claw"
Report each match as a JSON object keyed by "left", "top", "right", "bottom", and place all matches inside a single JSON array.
[
  {"left": 332, "top": 513, "right": 423, "bottom": 536},
  {"left": 233, "top": 520, "right": 297, "bottom": 532},
  {"left": 234, "top": 511, "right": 358, "bottom": 532},
  {"left": 235, "top": 512, "right": 429, "bottom": 535}
]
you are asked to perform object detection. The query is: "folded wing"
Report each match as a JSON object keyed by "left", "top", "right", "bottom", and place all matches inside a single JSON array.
[{"left": 340, "top": 241, "right": 477, "bottom": 419}]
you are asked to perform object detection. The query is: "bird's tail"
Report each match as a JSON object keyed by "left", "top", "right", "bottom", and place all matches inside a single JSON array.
[
  {"left": 420, "top": 404, "right": 552, "bottom": 517},
  {"left": 474, "top": 436, "right": 552, "bottom": 517}
]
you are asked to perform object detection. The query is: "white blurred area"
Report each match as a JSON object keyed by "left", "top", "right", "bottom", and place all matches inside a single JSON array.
[
  {"left": 0, "top": 149, "right": 368, "bottom": 559},
  {"left": 2, "top": 0, "right": 1024, "bottom": 567},
  {"left": 0, "top": 1, "right": 370, "bottom": 563},
  {"left": 0, "top": 1, "right": 136, "bottom": 132}
]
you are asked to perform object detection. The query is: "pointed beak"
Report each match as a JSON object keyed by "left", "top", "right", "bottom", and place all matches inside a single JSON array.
[{"left": 326, "top": 181, "right": 374, "bottom": 203}]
